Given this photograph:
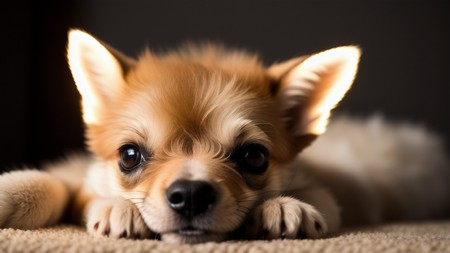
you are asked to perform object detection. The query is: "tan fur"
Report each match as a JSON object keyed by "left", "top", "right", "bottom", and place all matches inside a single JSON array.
[
  {"left": 0, "top": 170, "right": 68, "bottom": 229},
  {"left": 0, "top": 30, "right": 448, "bottom": 244}
]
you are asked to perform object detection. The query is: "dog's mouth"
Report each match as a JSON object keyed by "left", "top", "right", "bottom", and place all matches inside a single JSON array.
[
  {"left": 177, "top": 226, "right": 207, "bottom": 236},
  {"left": 160, "top": 226, "right": 226, "bottom": 244}
]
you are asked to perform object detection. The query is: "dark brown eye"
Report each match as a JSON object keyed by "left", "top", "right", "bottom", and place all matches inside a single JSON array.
[
  {"left": 244, "top": 148, "right": 267, "bottom": 168},
  {"left": 231, "top": 143, "right": 269, "bottom": 175},
  {"left": 119, "top": 144, "right": 144, "bottom": 173}
]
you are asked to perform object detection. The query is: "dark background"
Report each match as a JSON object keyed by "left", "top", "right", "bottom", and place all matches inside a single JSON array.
[{"left": 1, "top": 0, "right": 449, "bottom": 171}]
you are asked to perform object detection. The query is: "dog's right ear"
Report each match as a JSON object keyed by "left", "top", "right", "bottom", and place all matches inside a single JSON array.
[
  {"left": 268, "top": 46, "right": 361, "bottom": 152},
  {"left": 67, "top": 29, "right": 136, "bottom": 125}
]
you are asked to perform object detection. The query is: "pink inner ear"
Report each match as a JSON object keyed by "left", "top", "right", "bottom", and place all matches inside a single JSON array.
[{"left": 274, "top": 46, "right": 361, "bottom": 136}]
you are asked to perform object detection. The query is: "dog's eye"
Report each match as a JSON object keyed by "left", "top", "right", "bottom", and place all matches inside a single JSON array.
[
  {"left": 231, "top": 143, "right": 269, "bottom": 175},
  {"left": 119, "top": 144, "right": 144, "bottom": 173}
]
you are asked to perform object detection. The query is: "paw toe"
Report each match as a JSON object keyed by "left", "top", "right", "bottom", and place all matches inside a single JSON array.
[
  {"left": 86, "top": 198, "right": 153, "bottom": 239},
  {"left": 246, "top": 197, "right": 329, "bottom": 240},
  {"left": 119, "top": 230, "right": 128, "bottom": 239}
]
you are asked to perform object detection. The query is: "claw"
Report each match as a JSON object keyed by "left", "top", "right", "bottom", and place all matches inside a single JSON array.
[
  {"left": 314, "top": 221, "right": 323, "bottom": 234},
  {"left": 297, "top": 229, "right": 307, "bottom": 239},
  {"left": 119, "top": 230, "right": 128, "bottom": 238},
  {"left": 104, "top": 226, "right": 110, "bottom": 237},
  {"left": 93, "top": 222, "right": 99, "bottom": 231},
  {"left": 260, "top": 229, "right": 269, "bottom": 240},
  {"left": 280, "top": 220, "right": 287, "bottom": 239}
]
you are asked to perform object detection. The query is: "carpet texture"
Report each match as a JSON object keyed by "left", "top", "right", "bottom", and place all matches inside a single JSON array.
[{"left": 1, "top": 221, "right": 450, "bottom": 253}]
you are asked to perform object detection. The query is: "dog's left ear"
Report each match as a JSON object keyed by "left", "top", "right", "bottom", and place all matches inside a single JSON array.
[
  {"left": 269, "top": 46, "right": 360, "bottom": 147},
  {"left": 67, "top": 29, "right": 136, "bottom": 125}
]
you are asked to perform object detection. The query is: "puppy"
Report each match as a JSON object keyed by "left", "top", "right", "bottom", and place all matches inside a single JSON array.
[{"left": 0, "top": 30, "right": 448, "bottom": 244}]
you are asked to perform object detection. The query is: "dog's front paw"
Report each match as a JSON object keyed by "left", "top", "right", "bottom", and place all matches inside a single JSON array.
[
  {"left": 86, "top": 197, "right": 154, "bottom": 239},
  {"left": 245, "top": 197, "right": 327, "bottom": 240}
]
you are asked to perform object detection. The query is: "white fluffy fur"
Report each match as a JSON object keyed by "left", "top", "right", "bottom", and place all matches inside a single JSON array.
[
  {"left": 300, "top": 115, "right": 450, "bottom": 222},
  {"left": 248, "top": 196, "right": 327, "bottom": 239},
  {"left": 86, "top": 197, "right": 152, "bottom": 239}
]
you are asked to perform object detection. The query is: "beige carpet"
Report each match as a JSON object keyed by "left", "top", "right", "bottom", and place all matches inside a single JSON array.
[{"left": 1, "top": 221, "right": 450, "bottom": 253}]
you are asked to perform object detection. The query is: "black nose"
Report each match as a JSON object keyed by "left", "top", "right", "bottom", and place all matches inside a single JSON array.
[{"left": 166, "top": 180, "right": 217, "bottom": 219}]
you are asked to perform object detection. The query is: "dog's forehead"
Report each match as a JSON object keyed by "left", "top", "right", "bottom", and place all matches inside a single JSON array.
[{"left": 121, "top": 57, "right": 275, "bottom": 151}]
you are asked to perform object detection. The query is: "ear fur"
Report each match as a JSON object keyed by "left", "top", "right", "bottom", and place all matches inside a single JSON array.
[
  {"left": 67, "top": 29, "right": 136, "bottom": 125},
  {"left": 269, "top": 46, "right": 361, "bottom": 137}
]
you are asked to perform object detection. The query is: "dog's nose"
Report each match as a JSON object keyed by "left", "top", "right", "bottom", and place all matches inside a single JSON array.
[{"left": 166, "top": 179, "right": 216, "bottom": 218}]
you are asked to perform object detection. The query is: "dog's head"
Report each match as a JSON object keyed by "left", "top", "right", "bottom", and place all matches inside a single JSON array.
[{"left": 67, "top": 30, "right": 360, "bottom": 243}]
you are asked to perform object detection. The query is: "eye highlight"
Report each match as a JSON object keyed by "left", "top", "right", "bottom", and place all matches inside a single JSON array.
[
  {"left": 118, "top": 143, "right": 145, "bottom": 173},
  {"left": 230, "top": 143, "right": 269, "bottom": 175}
]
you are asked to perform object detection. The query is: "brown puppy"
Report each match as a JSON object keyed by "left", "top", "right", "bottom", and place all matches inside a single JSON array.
[{"left": 0, "top": 30, "right": 448, "bottom": 244}]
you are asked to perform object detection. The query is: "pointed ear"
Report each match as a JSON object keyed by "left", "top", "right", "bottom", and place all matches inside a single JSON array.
[
  {"left": 67, "top": 29, "right": 136, "bottom": 125},
  {"left": 269, "top": 46, "right": 361, "bottom": 137}
]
